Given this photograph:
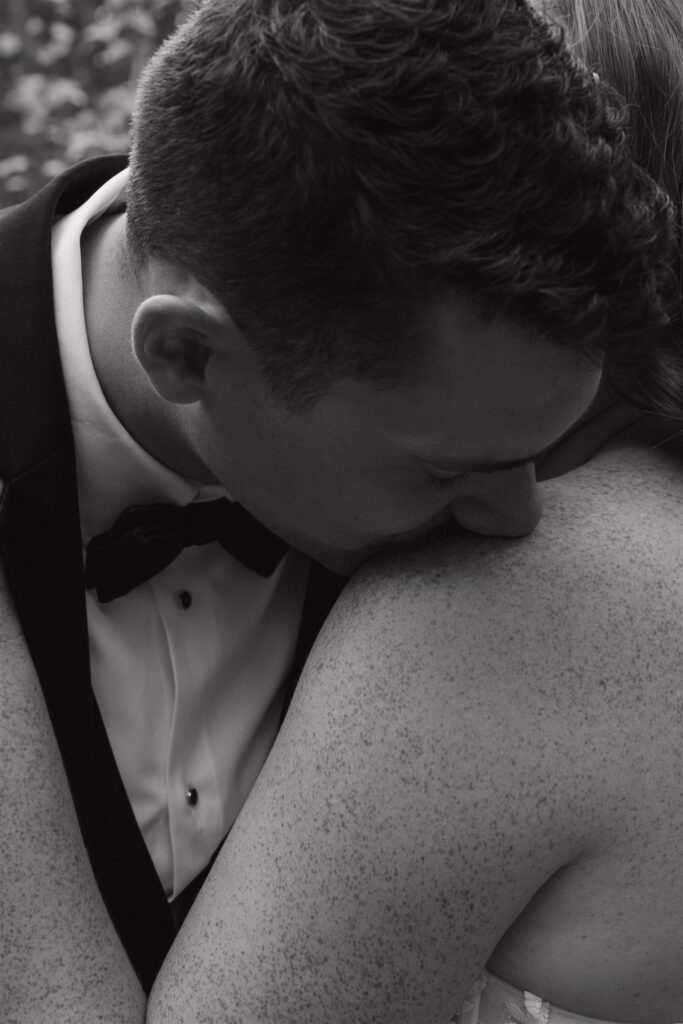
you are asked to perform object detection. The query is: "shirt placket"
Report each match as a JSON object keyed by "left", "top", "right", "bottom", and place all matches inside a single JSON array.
[{"left": 156, "top": 552, "right": 226, "bottom": 899}]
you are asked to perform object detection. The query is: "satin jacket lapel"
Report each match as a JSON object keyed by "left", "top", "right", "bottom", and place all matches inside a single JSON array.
[
  {"left": 280, "top": 560, "right": 347, "bottom": 722},
  {"left": 0, "top": 157, "right": 174, "bottom": 993}
]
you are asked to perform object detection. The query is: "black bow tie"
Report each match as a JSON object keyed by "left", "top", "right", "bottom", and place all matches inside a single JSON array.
[{"left": 84, "top": 498, "right": 289, "bottom": 603}]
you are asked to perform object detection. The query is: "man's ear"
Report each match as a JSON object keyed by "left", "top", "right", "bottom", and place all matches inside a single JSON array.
[{"left": 132, "top": 293, "right": 233, "bottom": 404}]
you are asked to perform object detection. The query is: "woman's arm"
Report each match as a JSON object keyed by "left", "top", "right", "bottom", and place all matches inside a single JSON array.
[
  {"left": 0, "top": 568, "right": 146, "bottom": 1024},
  {"left": 147, "top": 530, "right": 621, "bottom": 1019}
]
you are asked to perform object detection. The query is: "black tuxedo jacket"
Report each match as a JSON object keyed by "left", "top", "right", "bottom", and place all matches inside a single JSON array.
[{"left": 0, "top": 156, "right": 345, "bottom": 993}]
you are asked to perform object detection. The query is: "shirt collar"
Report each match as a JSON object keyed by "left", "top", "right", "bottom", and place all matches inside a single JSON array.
[{"left": 51, "top": 168, "right": 228, "bottom": 543}]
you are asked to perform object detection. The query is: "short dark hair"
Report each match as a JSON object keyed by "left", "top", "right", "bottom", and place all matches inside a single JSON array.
[
  {"left": 536, "top": 0, "right": 683, "bottom": 420},
  {"left": 127, "top": 0, "right": 674, "bottom": 409}
]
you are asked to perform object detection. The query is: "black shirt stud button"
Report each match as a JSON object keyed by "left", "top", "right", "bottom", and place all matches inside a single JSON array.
[
  {"left": 185, "top": 786, "right": 198, "bottom": 807},
  {"left": 177, "top": 590, "right": 192, "bottom": 610}
]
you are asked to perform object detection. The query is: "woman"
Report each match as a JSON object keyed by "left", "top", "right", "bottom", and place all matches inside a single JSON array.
[
  {"left": 541, "top": 0, "right": 682, "bottom": 425},
  {"left": 147, "top": 3, "right": 683, "bottom": 1022}
]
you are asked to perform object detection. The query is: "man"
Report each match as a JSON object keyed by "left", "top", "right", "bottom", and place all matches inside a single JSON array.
[{"left": 0, "top": 0, "right": 674, "bottom": 1018}]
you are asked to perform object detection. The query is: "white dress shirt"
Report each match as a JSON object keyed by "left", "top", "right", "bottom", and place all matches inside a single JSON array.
[{"left": 51, "top": 170, "right": 310, "bottom": 898}]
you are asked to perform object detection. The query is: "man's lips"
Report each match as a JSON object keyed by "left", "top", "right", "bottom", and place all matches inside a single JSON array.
[{"left": 357, "top": 516, "right": 468, "bottom": 559}]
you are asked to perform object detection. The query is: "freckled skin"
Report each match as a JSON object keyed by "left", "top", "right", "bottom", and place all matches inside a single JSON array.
[
  {"left": 0, "top": 564, "right": 146, "bottom": 1024},
  {"left": 148, "top": 436, "right": 683, "bottom": 1024}
]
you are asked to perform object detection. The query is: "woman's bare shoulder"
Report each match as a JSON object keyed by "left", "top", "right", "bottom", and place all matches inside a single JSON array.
[
  {"left": 302, "top": 437, "right": 683, "bottom": 821},
  {"left": 334, "top": 437, "right": 683, "bottom": 662}
]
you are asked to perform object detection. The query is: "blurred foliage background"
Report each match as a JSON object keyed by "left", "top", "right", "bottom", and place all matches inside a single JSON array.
[{"left": 0, "top": 0, "right": 193, "bottom": 207}]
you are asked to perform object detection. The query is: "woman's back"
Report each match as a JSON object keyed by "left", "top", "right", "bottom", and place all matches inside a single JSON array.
[
  {"left": 420, "top": 433, "right": 683, "bottom": 1020},
  {"left": 477, "top": 436, "right": 683, "bottom": 1019}
]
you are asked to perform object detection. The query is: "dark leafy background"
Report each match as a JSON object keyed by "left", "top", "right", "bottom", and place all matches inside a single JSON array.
[{"left": 0, "top": 0, "right": 193, "bottom": 207}]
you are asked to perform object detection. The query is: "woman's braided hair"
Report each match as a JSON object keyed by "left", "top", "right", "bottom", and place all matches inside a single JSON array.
[{"left": 535, "top": 0, "right": 683, "bottom": 420}]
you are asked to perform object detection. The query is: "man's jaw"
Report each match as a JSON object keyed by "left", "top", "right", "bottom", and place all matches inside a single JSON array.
[{"left": 304, "top": 517, "right": 465, "bottom": 576}]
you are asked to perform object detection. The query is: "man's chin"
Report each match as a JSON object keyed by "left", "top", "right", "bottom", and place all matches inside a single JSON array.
[
  {"left": 300, "top": 520, "right": 464, "bottom": 577},
  {"left": 298, "top": 545, "right": 370, "bottom": 577}
]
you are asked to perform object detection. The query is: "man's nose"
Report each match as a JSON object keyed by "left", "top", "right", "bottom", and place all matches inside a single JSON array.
[{"left": 448, "top": 463, "right": 542, "bottom": 538}]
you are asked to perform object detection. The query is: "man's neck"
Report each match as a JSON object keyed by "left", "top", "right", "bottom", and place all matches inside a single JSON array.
[{"left": 80, "top": 213, "right": 212, "bottom": 483}]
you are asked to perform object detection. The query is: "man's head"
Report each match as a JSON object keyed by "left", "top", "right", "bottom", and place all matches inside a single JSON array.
[
  {"left": 127, "top": 265, "right": 600, "bottom": 572},
  {"left": 122, "top": 0, "right": 674, "bottom": 571}
]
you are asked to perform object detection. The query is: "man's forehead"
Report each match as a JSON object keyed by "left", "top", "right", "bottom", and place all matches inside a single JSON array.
[
  {"left": 313, "top": 307, "right": 601, "bottom": 465},
  {"left": 417, "top": 362, "right": 600, "bottom": 463}
]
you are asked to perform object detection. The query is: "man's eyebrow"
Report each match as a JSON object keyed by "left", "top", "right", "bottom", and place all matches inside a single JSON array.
[{"left": 427, "top": 442, "right": 558, "bottom": 475}]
